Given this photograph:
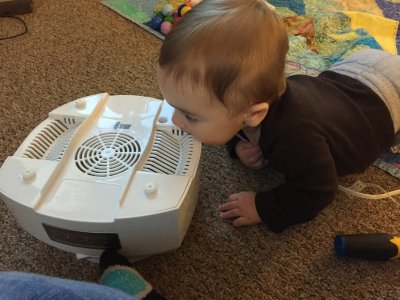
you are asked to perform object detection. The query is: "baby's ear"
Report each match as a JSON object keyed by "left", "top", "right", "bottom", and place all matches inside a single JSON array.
[{"left": 244, "top": 102, "right": 269, "bottom": 127}]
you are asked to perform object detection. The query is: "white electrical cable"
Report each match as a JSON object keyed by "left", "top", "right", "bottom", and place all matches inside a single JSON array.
[
  {"left": 339, "top": 184, "right": 400, "bottom": 199},
  {"left": 339, "top": 180, "right": 400, "bottom": 207}
]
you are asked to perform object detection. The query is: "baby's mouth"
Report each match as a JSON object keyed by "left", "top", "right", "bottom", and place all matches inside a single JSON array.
[{"left": 180, "top": 128, "right": 190, "bottom": 135}]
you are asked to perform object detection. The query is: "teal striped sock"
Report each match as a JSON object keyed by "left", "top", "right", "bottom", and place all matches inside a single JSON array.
[{"left": 100, "top": 265, "right": 153, "bottom": 299}]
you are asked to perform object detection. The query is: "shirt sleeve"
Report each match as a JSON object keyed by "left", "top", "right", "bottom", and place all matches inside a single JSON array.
[{"left": 255, "top": 124, "right": 338, "bottom": 233}]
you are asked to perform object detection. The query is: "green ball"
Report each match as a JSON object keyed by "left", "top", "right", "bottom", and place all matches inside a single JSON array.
[{"left": 164, "top": 16, "right": 173, "bottom": 23}]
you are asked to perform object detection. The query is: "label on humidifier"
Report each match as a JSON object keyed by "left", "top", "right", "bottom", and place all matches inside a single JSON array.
[{"left": 42, "top": 223, "right": 121, "bottom": 249}]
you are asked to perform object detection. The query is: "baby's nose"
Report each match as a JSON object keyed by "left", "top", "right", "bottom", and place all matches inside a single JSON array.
[{"left": 172, "top": 111, "right": 185, "bottom": 129}]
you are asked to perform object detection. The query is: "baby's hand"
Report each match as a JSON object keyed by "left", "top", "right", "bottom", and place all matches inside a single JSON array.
[
  {"left": 235, "top": 140, "right": 267, "bottom": 170},
  {"left": 218, "top": 191, "right": 262, "bottom": 227}
]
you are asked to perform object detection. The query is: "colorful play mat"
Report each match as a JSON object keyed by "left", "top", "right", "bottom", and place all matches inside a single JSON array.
[{"left": 101, "top": 0, "right": 400, "bottom": 179}]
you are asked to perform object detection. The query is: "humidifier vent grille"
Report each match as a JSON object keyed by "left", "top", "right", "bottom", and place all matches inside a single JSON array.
[
  {"left": 75, "top": 132, "right": 141, "bottom": 177},
  {"left": 45, "top": 127, "right": 78, "bottom": 161},
  {"left": 142, "top": 130, "right": 194, "bottom": 176},
  {"left": 22, "top": 120, "right": 70, "bottom": 159}
]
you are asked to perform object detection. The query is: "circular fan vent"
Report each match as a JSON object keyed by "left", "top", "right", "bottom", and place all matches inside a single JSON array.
[{"left": 75, "top": 132, "right": 141, "bottom": 177}]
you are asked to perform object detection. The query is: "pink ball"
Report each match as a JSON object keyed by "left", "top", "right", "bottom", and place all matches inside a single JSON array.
[
  {"left": 173, "top": 15, "right": 181, "bottom": 24},
  {"left": 160, "top": 21, "right": 173, "bottom": 35}
]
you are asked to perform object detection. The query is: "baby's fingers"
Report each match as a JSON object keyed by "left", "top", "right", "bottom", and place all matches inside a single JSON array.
[
  {"left": 220, "top": 208, "right": 241, "bottom": 219},
  {"left": 218, "top": 199, "right": 237, "bottom": 211}
]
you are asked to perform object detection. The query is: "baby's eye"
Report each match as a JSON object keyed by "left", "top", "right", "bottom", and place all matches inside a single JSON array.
[{"left": 185, "top": 114, "right": 197, "bottom": 122}]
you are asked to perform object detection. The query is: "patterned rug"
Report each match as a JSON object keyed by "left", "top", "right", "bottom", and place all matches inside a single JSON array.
[{"left": 101, "top": 0, "right": 400, "bottom": 179}]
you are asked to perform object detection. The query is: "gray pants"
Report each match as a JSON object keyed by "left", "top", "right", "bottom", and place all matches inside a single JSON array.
[{"left": 330, "top": 49, "right": 400, "bottom": 133}]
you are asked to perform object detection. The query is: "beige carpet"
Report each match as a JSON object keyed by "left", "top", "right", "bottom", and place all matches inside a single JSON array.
[{"left": 1, "top": 1, "right": 400, "bottom": 299}]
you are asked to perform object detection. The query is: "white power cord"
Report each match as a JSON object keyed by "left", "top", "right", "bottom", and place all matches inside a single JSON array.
[{"left": 339, "top": 180, "right": 400, "bottom": 206}]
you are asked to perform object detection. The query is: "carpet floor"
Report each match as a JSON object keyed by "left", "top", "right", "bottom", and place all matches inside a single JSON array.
[{"left": 1, "top": 1, "right": 400, "bottom": 299}]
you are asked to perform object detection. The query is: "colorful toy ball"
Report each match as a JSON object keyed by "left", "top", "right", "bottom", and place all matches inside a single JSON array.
[
  {"left": 181, "top": 5, "right": 191, "bottom": 16},
  {"left": 149, "top": 15, "right": 163, "bottom": 30},
  {"left": 161, "top": 4, "right": 173, "bottom": 16},
  {"left": 173, "top": 15, "right": 182, "bottom": 24},
  {"left": 178, "top": 4, "right": 191, "bottom": 17},
  {"left": 160, "top": 21, "right": 173, "bottom": 35},
  {"left": 164, "top": 15, "right": 174, "bottom": 23}
]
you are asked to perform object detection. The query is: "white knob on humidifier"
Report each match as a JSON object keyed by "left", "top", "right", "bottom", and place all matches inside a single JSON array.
[
  {"left": 144, "top": 182, "right": 157, "bottom": 197},
  {"left": 22, "top": 170, "right": 36, "bottom": 183},
  {"left": 75, "top": 99, "right": 87, "bottom": 110}
]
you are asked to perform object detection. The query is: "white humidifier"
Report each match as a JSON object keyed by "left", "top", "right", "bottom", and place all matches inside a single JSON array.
[{"left": 0, "top": 93, "right": 201, "bottom": 260}]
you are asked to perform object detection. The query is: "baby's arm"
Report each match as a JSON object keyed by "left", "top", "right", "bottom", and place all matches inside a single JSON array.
[
  {"left": 255, "top": 133, "right": 338, "bottom": 232},
  {"left": 235, "top": 140, "right": 268, "bottom": 170},
  {"left": 218, "top": 191, "right": 262, "bottom": 227},
  {"left": 222, "top": 127, "right": 338, "bottom": 231}
]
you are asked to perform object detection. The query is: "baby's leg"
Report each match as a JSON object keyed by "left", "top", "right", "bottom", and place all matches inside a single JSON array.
[{"left": 330, "top": 49, "right": 400, "bottom": 133}]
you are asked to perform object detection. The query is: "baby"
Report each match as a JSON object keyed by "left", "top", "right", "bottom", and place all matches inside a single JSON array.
[{"left": 156, "top": 0, "right": 400, "bottom": 232}]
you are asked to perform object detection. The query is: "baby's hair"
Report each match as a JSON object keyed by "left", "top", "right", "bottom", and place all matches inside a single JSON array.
[{"left": 158, "top": 0, "right": 289, "bottom": 114}]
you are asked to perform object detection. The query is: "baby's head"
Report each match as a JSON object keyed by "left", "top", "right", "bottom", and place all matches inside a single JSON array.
[{"left": 157, "top": 0, "right": 288, "bottom": 144}]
